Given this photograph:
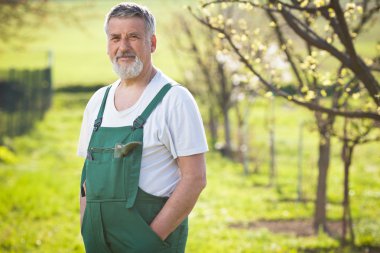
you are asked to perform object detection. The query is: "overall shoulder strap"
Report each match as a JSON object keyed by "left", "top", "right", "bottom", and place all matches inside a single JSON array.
[
  {"left": 93, "top": 85, "right": 112, "bottom": 132},
  {"left": 132, "top": 83, "right": 173, "bottom": 130},
  {"left": 85, "top": 85, "right": 112, "bottom": 163}
]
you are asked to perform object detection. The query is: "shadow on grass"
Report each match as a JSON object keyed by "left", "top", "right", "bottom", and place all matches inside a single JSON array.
[
  {"left": 230, "top": 219, "right": 380, "bottom": 253},
  {"left": 230, "top": 219, "right": 342, "bottom": 237},
  {"left": 55, "top": 84, "right": 105, "bottom": 93},
  {"left": 276, "top": 197, "right": 313, "bottom": 204},
  {"left": 299, "top": 246, "right": 380, "bottom": 253},
  {"left": 275, "top": 197, "right": 342, "bottom": 206}
]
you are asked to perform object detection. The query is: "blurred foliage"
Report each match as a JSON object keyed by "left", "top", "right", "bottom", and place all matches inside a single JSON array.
[
  {"left": 190, "top": 0, "right": 380, "bottom": 119},
  {"left": 0, "top": 0, "right": 90, "bottom": 50},
  {"left": 0, "top": 146, "right": 17, "bottom": 164}
]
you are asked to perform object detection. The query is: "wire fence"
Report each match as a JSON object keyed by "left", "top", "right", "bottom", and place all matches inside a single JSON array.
[{"left": 0, "top": 67, "right": 52, "bottom": 144}]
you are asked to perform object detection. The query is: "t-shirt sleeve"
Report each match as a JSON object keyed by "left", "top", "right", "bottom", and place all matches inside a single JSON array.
[
  {"left": 77, "top": 107, "right": 91, "bottom": 158},
  {"left": 163, "top": 87, "right": 209, "bottom": 158},
  {"left": 76, "top": 87, "right": 106, "bottom": 158}
]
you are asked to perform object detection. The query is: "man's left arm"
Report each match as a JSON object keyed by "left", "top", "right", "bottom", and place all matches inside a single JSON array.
[{"left": 150, "top": 153, "right": 207, "bottom": 240}]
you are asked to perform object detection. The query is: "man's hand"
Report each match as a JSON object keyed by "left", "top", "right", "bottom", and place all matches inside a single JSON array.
[
  {"left": 80, "top": 181, "right": 86, "bottom": 227},
  {"left": 83, "top": 181, "right": 86, "bottom": 196}
]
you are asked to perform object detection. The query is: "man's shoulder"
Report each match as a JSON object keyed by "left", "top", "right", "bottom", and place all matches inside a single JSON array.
[
  {"left": 85, "top": 80, "right": 118, "bottom": 112},
  {"left": 155, "top": 71, "right": 192, "bottom": 99},
  {"left": 167, "top": 84, "right": 195, "bottom": 104}
]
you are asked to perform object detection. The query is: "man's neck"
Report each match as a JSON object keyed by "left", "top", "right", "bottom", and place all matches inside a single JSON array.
[
  {"left": 114, "top": 65, "right": 158, "bottom": 111},
  {"left": 120, "top": 65, "right": 157, "bottom": 88}
]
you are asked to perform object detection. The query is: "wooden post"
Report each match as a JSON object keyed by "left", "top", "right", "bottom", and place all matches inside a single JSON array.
[
  {"left": 269, "top": 97, "right": 276, "bottom": 187},
  {"left": 297, "top": 120, "right": 304, "bottom": 201}
]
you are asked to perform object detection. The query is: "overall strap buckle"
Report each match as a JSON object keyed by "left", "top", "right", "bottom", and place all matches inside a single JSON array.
[
  {"left": 132, "top": 116, "right": 146, "bottom": 130},
  {"left": 93, "top": 117, "right": 102, "bottom": 132}
]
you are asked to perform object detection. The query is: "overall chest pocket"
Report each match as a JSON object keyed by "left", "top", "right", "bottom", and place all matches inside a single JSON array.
[
  {"left": 85, "top": 142, "right": 142, "bottom": 200},
  {"left": 86, "top": 148, "right": 125, "bottom": 200}
]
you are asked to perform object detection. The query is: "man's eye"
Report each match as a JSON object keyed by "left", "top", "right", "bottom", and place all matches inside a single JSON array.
[{"left": 129, "top": 35, "right": 139, "bottom": 40}]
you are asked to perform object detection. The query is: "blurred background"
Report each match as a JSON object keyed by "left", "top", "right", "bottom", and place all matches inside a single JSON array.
[{"left": 0, "top": 0, "right": 379, "bottom": 252}]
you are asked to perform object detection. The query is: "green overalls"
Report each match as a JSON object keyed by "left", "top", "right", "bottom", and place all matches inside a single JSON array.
[{"left": 80, "top": 83, "right": 188, "bottom": 253}]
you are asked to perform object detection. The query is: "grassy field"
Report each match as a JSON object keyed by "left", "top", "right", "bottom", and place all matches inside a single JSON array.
[{"left": 0, "top": 91, "right": 379, "bottom": 253}]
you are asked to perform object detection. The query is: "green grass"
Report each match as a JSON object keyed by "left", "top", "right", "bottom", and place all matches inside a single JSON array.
[{"left": 0, "top": 92, "right": 379, "bottom": 252}]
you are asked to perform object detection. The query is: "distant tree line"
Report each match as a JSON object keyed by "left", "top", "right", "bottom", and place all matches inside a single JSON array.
[{"left": 0, "top": 67, "right": 52, "bottom": 144}]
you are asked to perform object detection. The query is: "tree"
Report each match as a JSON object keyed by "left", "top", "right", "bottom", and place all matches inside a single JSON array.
[
  {"left": 0, "top": 0, "right": 86, "bottom": 49},
  {"left": 191, "top": 0, "right": 380, "bottom": 234},
  {"left": 168, "top": 15, "right": 220, "bottom": 150},
  {"left": 335, "top": 113, "right": 379, "bottom": 244},
  {"left": 170, "top": 13, "right": 251, "bottom": 158}
]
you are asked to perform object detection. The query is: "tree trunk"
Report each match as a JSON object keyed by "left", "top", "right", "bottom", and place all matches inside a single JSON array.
[
  {"left": 314, "top": 133, "right": 330, "bottom": 232},
  {"left": 313, "top": 113, "right": 334, "bottom": 233},
  {"left": 235, "top": 103, "right": 251, "bottom": 175},
  {"left": 222, "top": 104, "right": 232, "bottom": 157},
  {"left": 218, "top": 62, "right": 232, "bottom": 157},
  {"left": 341, "top": 122, "right": 356, "bottom": 244},
  {"left": 342, "top": 142, "right": 353, "bottom": 244},
  {"left": 268, "top": 98, "right": 276, "bottom": 187},
  {"left": 208, "top": 106, "right": 218, "bottom": 150},
  {"left": 297, "top": 121, "right": 304, "bottom": 201}
]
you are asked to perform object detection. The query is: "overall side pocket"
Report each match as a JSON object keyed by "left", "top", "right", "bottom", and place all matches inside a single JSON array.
[{"left": 132, "top": 207, "right": 170, "bottom": 249}]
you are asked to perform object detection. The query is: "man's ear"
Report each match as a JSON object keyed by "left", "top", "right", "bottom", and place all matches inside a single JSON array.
[
  {"left": 106, "top": 36, "right": 110, "bottom": 57},
  {"left": 150, "top": 34, "right": 157, "bottom": 53}
]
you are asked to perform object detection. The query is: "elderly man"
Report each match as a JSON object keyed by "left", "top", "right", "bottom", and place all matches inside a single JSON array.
[{"left": 77, "top": 2, "right": 208, "bottom": 253}]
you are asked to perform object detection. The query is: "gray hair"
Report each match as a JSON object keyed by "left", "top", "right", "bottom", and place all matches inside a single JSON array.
[{"left": 104, "top": 2, "right": 156, "bottom": 37}]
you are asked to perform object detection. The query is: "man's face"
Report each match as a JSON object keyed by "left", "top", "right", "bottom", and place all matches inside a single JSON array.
[{"left": 106, "top": 17, "right": 156, "bottom": 80}]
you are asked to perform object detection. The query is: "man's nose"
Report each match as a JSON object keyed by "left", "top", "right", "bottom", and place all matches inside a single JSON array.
[{"left": 119, "top": 37, "right": 131, "bottom": 51}]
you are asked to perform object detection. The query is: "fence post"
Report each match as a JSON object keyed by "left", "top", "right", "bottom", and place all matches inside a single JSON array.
[{"left": 297, "top": 120, "right": 304, "bottom": 201}]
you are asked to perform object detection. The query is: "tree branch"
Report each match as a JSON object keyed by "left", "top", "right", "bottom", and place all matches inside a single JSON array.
[
  {"left": 266, "top": 10, "right": 305, "bottom": 94},
  {"left": 276, "top": 0, "right": 330, "bottom": 13},
  {"left": 180, "top": 16, "right": 216, "bottom": 96},
  {"left": 190, "top": 9, "right": 380, "bottom": 121},
  {"left": 279, "top": 4, "right": 380, "bottom": 106},
  {"left": 334, "top": 122, "right": 380, "bottom": 145},
  {"left": 202, "top": 0, "right": 330, "bottom": 13},
  {"left": 318, "top": 4, "right": 348, "bottom": 48},
  {"left": 330, "top": 1, "right": 359, "bottom": 64},
  {"left": 330, "top": 1, "right": 380, "bottom": 106},
  {"left": 201, "top": 0, "right": 278, "bottom": 12},
  {"left": 353, "top": 1, "right": 380, "bottom": 35},
  {"left": 279, "top": 5, "right": 351, "bottom": 67}
]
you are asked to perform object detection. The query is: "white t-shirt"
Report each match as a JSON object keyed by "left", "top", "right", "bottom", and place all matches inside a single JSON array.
[{"left": 77, "top": 70, "right": 208, "bottom": 197}]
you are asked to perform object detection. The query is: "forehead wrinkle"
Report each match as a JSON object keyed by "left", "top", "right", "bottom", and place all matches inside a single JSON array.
[
  {"left": 107, "top": 17, "right": 147, "bottom": 35},
  {"left": 108, "top": 31, "right": 143, "bottom": 38}
]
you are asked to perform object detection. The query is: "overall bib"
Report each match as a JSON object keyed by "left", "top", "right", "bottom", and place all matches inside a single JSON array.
[{"left": 80, "top": 84, "right": 188, "bottom": 253}]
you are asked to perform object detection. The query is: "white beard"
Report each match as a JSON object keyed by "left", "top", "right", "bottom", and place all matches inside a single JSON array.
[{"left": 112, "top": 55, "right": 143, "bottom": 80}]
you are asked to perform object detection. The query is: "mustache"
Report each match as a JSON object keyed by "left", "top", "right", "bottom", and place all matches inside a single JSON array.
[{"left": 116, "top": 52, "right": 136, "bottom": 60}]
